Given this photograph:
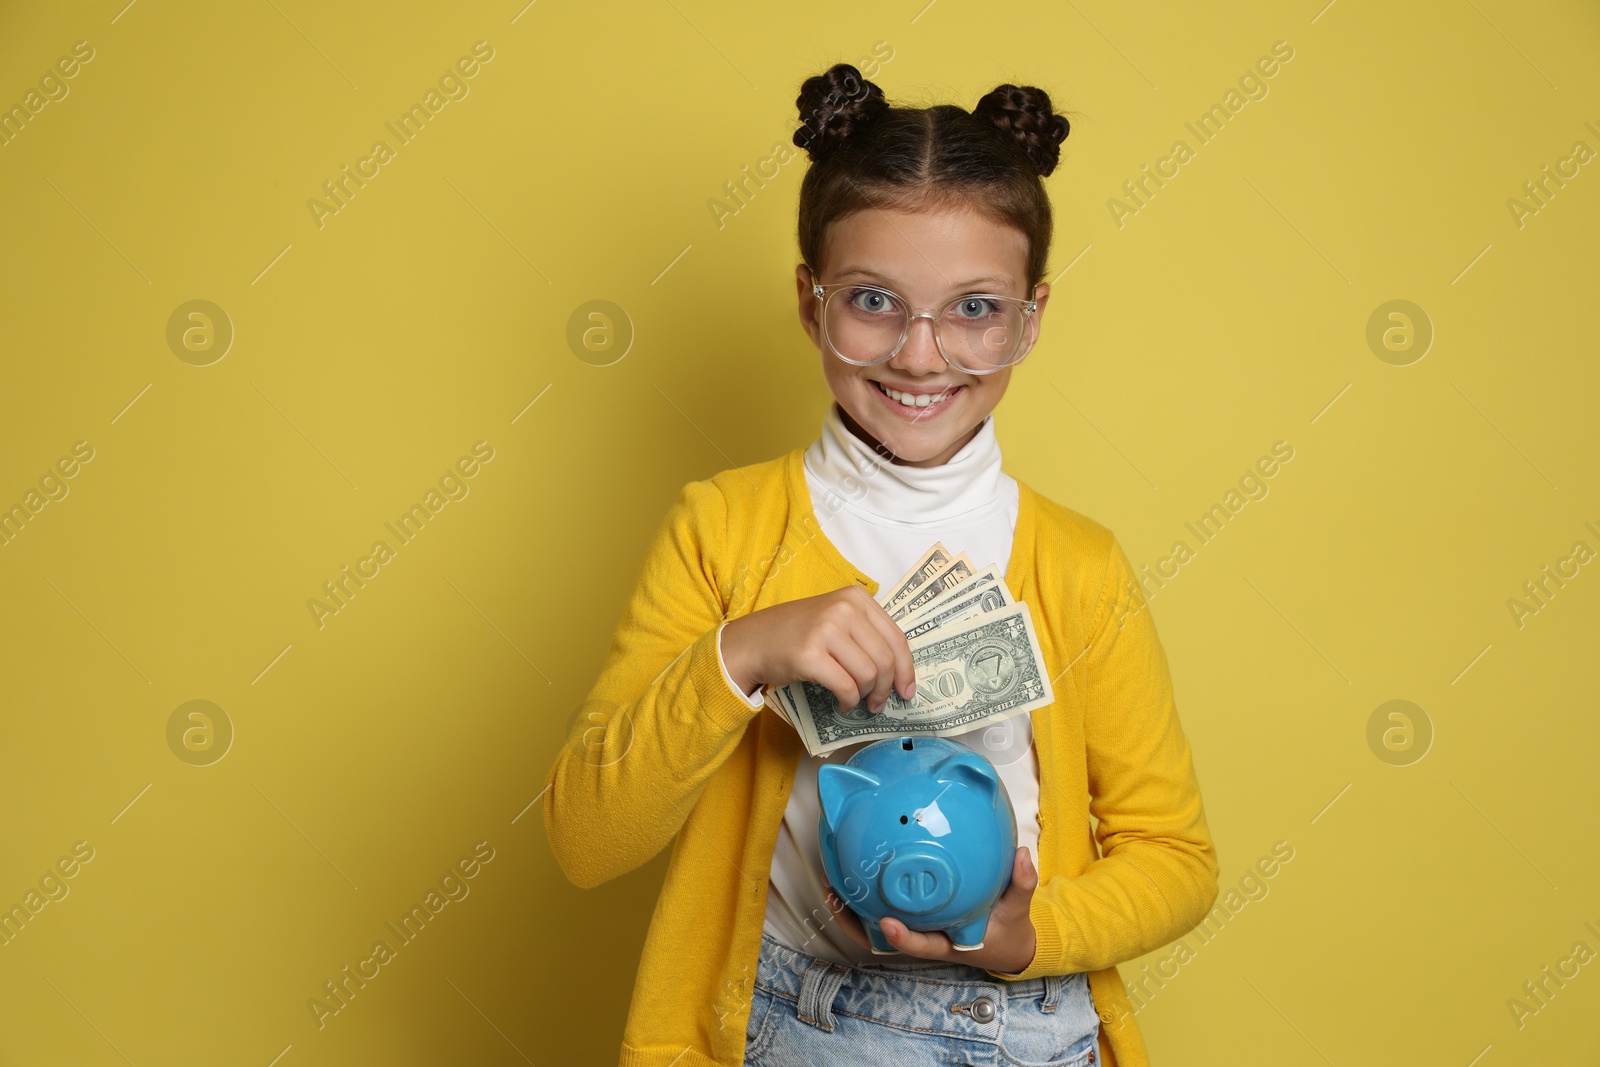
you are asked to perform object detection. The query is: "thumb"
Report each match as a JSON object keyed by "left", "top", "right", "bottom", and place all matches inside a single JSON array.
[{"left": 1012, "top": 846, "right": 1038, "bottom": 893}]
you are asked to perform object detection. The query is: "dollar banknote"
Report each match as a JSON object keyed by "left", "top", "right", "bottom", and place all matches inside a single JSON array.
[
  {"left": 887, "top": 556, "right": 976, "bottom": 622},
  {"left": 763, "top": 551, "right": 1053, "bottom": 756},
  {"left": 900, "top": 564, "right": 1011, "bottom": 641},
  {"left": 875, "top": 542, "right": 958, "bottom": 614}
]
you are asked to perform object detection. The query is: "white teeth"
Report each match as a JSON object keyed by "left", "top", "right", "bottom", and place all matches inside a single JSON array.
[{"left": 878, "top": 383, "right": 956, "bottom": 408}]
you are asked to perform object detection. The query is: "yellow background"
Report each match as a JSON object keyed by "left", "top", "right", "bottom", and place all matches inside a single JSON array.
[{"left": 2, "top": 0, "right": 1597, "bottom": 1063}]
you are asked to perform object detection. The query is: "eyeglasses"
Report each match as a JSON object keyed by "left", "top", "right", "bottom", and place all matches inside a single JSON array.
[{"left": 811, "top": 279, "right": 1039, "bottom": 375}]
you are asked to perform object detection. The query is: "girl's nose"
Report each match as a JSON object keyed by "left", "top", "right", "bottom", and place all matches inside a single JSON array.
[{"left": 888, "top": 315, "right": 946, "bottom": 374}]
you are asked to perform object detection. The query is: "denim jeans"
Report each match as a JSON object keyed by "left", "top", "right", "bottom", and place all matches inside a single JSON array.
[{"left": 743, "top": 931, "right": 1100, "bottom": 1066}]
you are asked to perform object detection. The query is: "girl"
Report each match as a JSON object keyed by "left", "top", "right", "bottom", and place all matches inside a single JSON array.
[{"left": 544, "top": 64, "right": 1219, "bottom": 1067}]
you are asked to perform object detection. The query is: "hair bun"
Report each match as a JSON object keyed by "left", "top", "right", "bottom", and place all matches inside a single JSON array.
[
  {"left": 972, "top": 84, "right": 1070, "bottom": 177},
  {"left": 793, "top": 63, "right": 889, "bottom": 163}
]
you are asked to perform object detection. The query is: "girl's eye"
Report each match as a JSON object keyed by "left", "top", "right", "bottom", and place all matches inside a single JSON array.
[
  {"left": 952, "top": 296, "right": 1002, "bottom": 320},
  {"left": 848, "top": 288, "right": 900, "bottom": 314}
]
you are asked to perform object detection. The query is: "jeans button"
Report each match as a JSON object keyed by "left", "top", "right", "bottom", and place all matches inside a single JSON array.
[{"left": 971, "top": 995, "right": 996, "bottom": 1023}]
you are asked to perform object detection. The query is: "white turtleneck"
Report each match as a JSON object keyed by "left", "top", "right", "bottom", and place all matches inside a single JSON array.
[{"left": 714, "top": 400, "right": 1041, "bottom": 967}]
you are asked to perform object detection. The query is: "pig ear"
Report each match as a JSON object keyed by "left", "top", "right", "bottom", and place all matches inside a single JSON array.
[
  {"left": 818, "top": 765, "right": 880, "bottom": 833},
  {"left": 934, "top": 751, "right": 1000, "bottom": 807}
]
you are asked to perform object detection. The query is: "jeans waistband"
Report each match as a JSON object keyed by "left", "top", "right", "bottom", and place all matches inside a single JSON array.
[{"left": 755, "top": 931, "right": 1077, "bottom": 1037}]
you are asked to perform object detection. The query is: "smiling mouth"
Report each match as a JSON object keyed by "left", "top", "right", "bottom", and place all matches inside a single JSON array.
[{"left": 871, "top": 380, "right": 964, "bottom": 408}]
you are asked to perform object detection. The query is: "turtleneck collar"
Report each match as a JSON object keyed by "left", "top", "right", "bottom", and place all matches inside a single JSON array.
[{"left": 803, "top": 400, "right": 1007, "bottom": 526}]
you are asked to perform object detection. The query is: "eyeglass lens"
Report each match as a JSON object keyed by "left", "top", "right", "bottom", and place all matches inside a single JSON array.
[{"left": 822, "top": 288, "right": 1027, "bottom": 371}]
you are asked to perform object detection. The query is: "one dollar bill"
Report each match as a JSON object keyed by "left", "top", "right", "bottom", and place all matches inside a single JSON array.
[{"left": 769, "top": 598, "right": 1053, "bottom": 757}]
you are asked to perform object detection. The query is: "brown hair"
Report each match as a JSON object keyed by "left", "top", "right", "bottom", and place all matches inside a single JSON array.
[{"left": 792, "top": 64, "right": 1072, "bottom": 293}]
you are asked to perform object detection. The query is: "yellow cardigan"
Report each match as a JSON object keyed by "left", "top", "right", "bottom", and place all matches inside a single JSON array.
[{"left": 543, "top": 445, "right": 1219, "bottom": 1067}]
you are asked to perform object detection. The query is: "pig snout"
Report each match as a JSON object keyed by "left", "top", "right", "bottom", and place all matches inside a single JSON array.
[{"left": 879, "top": 850, "right": 958, "bottom": 915}]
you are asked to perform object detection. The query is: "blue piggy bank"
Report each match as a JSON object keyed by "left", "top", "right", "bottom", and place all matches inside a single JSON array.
[{"left": 818, "top": 735, "right": 1016, "bottom": 954}]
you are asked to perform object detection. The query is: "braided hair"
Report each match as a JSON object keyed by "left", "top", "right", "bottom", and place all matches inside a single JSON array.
[{"left": 793, "top": 64, "right": 1071, "bottom": 291}]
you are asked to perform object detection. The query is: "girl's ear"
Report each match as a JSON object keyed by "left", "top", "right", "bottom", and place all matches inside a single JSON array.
[
  {"left": 1032, "top": 281, "right": 1051, "bottom": 315},
  {"left": 1016, "top": 281, "right": 1050, "bottom": 361},
  {"left": 795, "top": 262, "right": 822, "bottom": 347}
]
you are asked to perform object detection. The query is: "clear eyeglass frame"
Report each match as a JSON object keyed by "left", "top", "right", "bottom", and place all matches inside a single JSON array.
[{"left": 810, "top": 281, "right": 1040, "bottom": 375}]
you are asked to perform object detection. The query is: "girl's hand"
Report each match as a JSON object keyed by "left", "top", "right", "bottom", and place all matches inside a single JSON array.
[
  {"left": 721, "top": 586, "right": 916, "bottom": 713},
  {"left": 821, "top": 846, "right": 1039, "bottom": 976}
]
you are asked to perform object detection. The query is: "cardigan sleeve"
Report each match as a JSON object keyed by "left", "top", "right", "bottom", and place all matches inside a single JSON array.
[
  {"left": 987, "top": 534, "right": 1220, "bottom": 980},
  {"left": 542, "top": 477, "right": 766, "bottom": 889}
]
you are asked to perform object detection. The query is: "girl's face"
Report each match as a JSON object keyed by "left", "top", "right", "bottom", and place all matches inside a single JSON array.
[{"left": 795, "top": 204, "right": 1051, "bottom": 467}]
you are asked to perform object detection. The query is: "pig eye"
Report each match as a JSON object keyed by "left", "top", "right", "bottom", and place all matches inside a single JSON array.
[{"left": 899, "top": 815, "right": 908, "bottom": 824}]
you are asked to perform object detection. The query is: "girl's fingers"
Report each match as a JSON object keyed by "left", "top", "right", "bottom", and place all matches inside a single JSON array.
[
  {"left": 879, "top": 917, "right": 949, "bottom": 960},
  {"left": 1014, "top": 846, "right": 1038, "bottom": 890},
  {"left": 832, "top": 634, "right": 884, "bottom": 710},
  {"left": 993, "top": 849, "right": 1037, "bottom": 918},
  {"left": 822, "top": 878, "right": 870, "bottom": 948},
  {"left": 809, "top": 659, "right": 863, "bottom": 714},
  {"left": 847, "top": 622, "right": 901, "bottom": 711},
  {"left": 858, "top": 604, "right": 916, "bottom": 704},
  {"left": 811, "top": 635, "right": 876, "bottom": 711}
]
